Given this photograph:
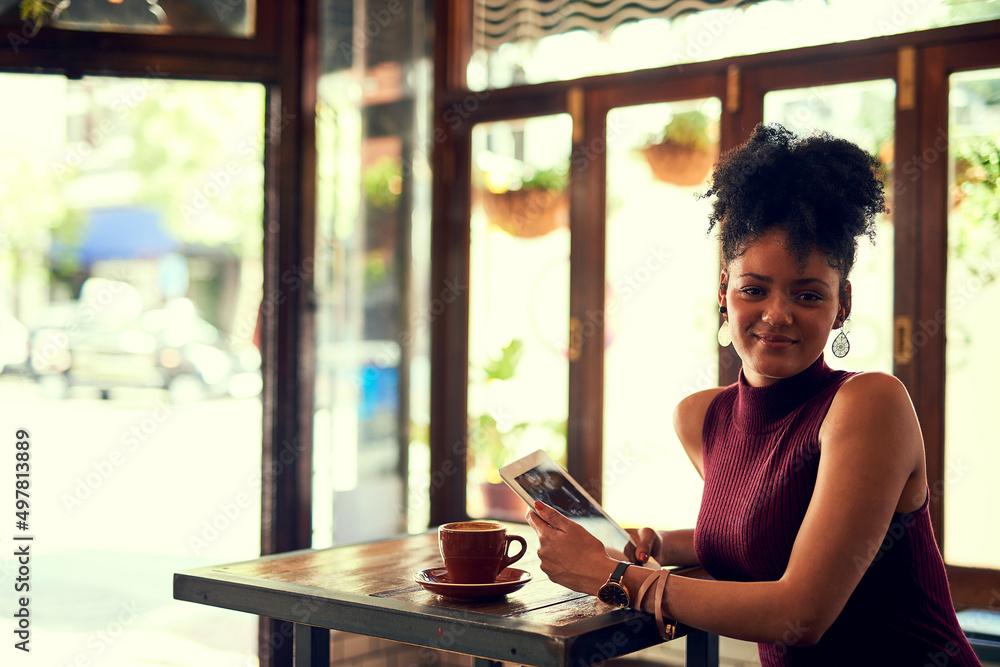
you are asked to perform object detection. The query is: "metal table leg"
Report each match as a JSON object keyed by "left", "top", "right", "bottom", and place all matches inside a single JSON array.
[
  {"left": 686, "top": 630, "right": 719, "bottom": 667},
  {"left": 293, "top": 623, "right": 330, "bottom": 667}
]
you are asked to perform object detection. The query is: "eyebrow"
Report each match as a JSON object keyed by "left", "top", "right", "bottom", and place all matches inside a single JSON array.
[{"left": 738, "top": 272, "right": 833, "bottom": 288}]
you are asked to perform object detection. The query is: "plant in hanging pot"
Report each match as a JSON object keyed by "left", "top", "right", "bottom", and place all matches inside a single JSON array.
[
  {"left": 640, "top": 110, "right": 719, "bottom": 186},
  {"left": 479, "top": 165, "right": 569, "bottom": 239}
]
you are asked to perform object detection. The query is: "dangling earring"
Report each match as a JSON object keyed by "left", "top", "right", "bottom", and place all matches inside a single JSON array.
[
  {"left": 832, "top": 317, "right": 851, "bottom": 358},
  {"left": 717, "top": 306, "right": 732, "bottom": 347}
]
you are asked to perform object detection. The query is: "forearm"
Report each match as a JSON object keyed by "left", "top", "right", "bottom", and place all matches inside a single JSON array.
[
  {"left": 657, "top": 529, "right": 698, "bottom": 566},
  {"left": 622, "top": 568, "right": 821, "bottom": 646}
]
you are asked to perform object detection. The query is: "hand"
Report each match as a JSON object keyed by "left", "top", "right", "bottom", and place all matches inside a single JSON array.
[
  {"left": 624, "top": 527, "right": 661, "bottom": 565},
  {"left": 525, "top": 501, "right": 616, "bottom": 595}
]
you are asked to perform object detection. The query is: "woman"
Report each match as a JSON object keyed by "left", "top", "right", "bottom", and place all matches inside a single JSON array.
[{"left": 526, "top": 124, "right": 979, "bottom": 665}]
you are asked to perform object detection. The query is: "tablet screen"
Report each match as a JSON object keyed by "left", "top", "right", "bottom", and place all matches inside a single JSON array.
[{"left": 513, "top": 461, "right": 630, "bottom": 553}]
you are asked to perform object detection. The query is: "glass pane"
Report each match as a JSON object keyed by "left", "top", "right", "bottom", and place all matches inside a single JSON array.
[
  {"left": 468, "top": 115, "right": 571, "bottom": 520},
  {"left": 601, "top": 99, "right": 721, "bottom": 531},
  {"left": 0, "top": 0, "right": 255, "bottom": 37},
  {"left": 468, "top": 0, "right": 1000, "bottom": 89},
  {"left": 314, "top": 0, "right": 432, "bottom": 543},
  {"left": 945, "top": 67, "right": 1000, "bottom": 569},
  {"left": 764, "top": 80, "right": 897, "bottom": 374},
  {"left": 0, "top": 73, "right": 263, "bottom": 664}
]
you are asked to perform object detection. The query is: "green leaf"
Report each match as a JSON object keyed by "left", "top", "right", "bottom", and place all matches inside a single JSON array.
[
  {"left": 19, "top": 0, "right": 53, "bottom": 22},
  {"left": 483, "top": 338, "right": 525, "bottom": 381}
]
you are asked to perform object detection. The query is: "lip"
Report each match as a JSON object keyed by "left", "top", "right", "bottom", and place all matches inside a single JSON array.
[{"left": 754, "top": 332, "right": 796, "bottom": 349}]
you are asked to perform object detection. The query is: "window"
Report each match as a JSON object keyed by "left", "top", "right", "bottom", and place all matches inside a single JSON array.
[
  {"left": 1, "top": 0, "right": 255, "bottom": 37},
  {"left": 0, "top": 72, "right": 264, "bottom": 666},
  {"left": 467, "top": 115, "right": 572, "bottom": 519},
  {"left": 468, "top": 0, "right": 1000, "bottom": 88},
  {"left": 945, "top": 67, "right": 1000, "bottom": 571},
  {"left": 601, "top": 99, "right": 721, "bottom": 530}
]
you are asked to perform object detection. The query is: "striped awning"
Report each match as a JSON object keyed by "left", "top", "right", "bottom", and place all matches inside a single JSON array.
[{"left": 475, "top": 0, "right": 762, "bottom": 50}]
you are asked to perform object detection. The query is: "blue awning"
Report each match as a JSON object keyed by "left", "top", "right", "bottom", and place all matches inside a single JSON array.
[{"left": 73, "top": 207, "right": 178, "bottom": 265}]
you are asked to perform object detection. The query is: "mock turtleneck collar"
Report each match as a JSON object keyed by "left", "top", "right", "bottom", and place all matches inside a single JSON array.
[{"left": 734, "top": 355, "right": 839, "bottom": 433}]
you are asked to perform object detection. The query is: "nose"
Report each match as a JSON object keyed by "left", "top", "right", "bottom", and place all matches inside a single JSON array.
[{"left": 761, "top": 296, "right": 793, "bottom": 327}]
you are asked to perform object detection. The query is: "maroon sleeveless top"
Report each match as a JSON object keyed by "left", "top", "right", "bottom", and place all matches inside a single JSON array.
[{"left": 694, "top": 355, "right": 979, "bottom": 666}]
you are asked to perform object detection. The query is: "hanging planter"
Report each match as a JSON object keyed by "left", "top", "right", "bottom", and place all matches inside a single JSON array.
[
  {"left": 481, "top": 187, "right": 569, "bottom": 238},
  {"left": 478, "top": 166, "right": 569, "bottom": 238},
  {"left": 642, "top": 142, "right": 718, "bottom": 186},
  {"left": 640, "top": 110, "right": 718, "bottom": 187}
]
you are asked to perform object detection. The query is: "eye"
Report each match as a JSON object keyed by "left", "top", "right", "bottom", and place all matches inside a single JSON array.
[
  {"left": 797, "top": 292, "right": 824, "bottom": 302},
  {"left": 739, "top": 286, "right": 765, "bottom": 297}
]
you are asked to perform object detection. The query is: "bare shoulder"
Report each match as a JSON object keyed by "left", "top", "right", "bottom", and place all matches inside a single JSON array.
[
  {"left": 825, "top": 371, "right": 919, "bottom": 435},
  {"left": 823, "top": 372, "right": 922, "bottom": 453},
  {"left": 673, "top": 387, "right": 726, "bottom": 477},
  {"left": 673, "top": 387, "right": 726, "bottom": 442},
  {"left": 831, "top": 371, "right": 914, "bottom": 414}
]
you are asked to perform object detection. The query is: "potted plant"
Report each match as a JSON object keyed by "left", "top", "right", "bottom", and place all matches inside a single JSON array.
[
  {"left": 467, "top": 339, "right": 567, "bottom": 518},
  {"left": 468, "top": 338, "right": 529, "bottom": 481},
  {"left": 479, "top": 165, "right": 569, "bottom": 238},
  {"left": 362, "top": 156, "right": 402, "bottom": 214},
  {"left": 640, "top": 110, "right": 718, "bottom": 186}
]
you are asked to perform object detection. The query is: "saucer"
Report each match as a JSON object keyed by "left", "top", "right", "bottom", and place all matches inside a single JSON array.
[{"left": 413, "top": 567, "right": 532, "bottom": 600}]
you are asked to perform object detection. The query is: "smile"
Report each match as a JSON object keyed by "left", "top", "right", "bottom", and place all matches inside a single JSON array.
[{"left": 753, "top": 333, "right": 796, "bottom": 349}]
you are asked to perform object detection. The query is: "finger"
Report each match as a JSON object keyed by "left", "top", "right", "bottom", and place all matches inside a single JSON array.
[
  {"left": 525, "top": 508, "right": 544, "bottom": 532},
  {"left": 634, "top": 527, "right": 656, "bottom": 563},
  {"left": 532, "top": 501, "right": 564, "bottom": 530}
]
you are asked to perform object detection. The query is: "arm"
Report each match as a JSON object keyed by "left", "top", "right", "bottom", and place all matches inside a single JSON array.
[
  {"left": 626, "top": 528, "right": 698, "bottom": 567},
  {"left": 530, "top": 373, "right": 925, "bottom": 646}
]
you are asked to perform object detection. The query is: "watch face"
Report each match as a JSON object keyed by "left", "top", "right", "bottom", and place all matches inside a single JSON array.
[{"left": 598, "top": 582, "right": 629, "bottom": 607}]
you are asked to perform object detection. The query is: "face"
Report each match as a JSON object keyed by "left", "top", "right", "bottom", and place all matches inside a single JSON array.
[{"left": 720, "top": 229, "right": 850, "bottom": 387}]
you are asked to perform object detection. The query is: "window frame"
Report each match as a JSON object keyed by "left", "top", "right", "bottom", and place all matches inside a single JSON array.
[{"left": 430, "top": 2, "right": 1000, "bottom": 610}]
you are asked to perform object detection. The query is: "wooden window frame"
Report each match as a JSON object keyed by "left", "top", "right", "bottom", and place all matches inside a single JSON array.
[{"left": 430, "top": 1, "right": 1000, "bottom": 610}]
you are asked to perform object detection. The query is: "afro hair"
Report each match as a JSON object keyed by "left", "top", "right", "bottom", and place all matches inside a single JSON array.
[{"left": 703, "top": 123, "right": 886, "bottom": 284}]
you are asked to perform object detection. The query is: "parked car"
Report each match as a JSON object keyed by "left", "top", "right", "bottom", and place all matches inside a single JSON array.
[
  {"left": 0, "top": 308, "right": 30, "bottom": 376},
  {"left": 30, "top": 280, "right": 260, "bottom": 402}
]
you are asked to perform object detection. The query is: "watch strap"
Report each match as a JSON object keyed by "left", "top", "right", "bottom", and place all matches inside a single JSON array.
[{"left": 609, "top": 560, "right": 630, "bottom": 584}]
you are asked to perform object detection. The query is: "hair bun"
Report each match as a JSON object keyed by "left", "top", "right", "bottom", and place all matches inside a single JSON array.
[{"left": 703, "top": 123, "right": 885, "bottom": 277}]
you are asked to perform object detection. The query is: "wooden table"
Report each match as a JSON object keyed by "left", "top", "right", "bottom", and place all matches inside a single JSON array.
[{"left": 173, "top": 525, "right": 719, "bottom": 666}]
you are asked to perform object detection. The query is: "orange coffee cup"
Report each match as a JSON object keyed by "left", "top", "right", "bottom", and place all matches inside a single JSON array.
[{"left": 438, "top": 521, "right": 528, "bottom": 584}]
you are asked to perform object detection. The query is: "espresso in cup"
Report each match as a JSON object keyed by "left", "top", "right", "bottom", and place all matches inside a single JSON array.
[{"left": 438, "top": 521, "right": 528, "bottom": 584}]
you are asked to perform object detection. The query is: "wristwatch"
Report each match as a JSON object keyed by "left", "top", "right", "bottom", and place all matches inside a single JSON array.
[{"left": 597, "top": 561, "right": 631, "bottom": 607}]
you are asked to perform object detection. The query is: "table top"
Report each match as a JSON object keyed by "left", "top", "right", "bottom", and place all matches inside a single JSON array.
[{"left": 173, "top": 523, "right": 685, "bottom": 666}]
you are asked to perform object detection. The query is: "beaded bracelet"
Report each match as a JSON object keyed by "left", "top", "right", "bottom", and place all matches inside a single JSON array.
[{"left": 634, "top": 569, "right": 677, "bottom": 641}]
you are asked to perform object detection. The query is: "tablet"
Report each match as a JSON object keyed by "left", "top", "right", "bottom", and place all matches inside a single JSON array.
[{"left": 499, "top": 449, "right": 657, "bottom": 566}]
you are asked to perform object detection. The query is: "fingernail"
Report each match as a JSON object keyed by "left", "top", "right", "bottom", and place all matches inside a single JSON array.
[{"left": 638, "top": 552, "right": 647, "bottom": 561}]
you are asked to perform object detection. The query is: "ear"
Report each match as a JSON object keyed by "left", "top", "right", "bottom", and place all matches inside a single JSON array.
[
  {"left": 836, "top": 280, "right": 853, "bottom": 328},
  {"left": 718, "top": 270, "right": 729, "bottom": 313}
]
